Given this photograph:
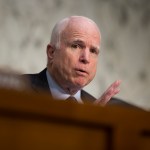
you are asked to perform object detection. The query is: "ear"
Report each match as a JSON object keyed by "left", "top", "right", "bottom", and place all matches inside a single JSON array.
[{"left": 47, "top": 44, "right": 55, "bottom": 60}]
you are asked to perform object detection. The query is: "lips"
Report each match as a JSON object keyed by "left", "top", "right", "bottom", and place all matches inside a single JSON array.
[{"left": 75, "top": 68, "right": 88, "bottom": 76}]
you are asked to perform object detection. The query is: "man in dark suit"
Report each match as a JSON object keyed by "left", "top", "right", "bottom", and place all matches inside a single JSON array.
[
  {"left": 24, "top": 16, "right": 137, "bottom": 107},
  {"left": 24, "top": 67, "right": 137, "bottom": 108}
]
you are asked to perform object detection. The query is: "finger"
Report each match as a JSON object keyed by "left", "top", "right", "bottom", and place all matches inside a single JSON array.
[
  {"left": 110, "top": 80, "right": 121, "bottom": 89},
  {"left": 95, "top": 87, "right": 113, "bottom": 104},
  {"left": 94, "top": 80, "right": 121, "bottom": 106}
]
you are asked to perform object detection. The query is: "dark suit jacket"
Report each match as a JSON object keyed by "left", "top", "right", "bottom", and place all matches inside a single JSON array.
[{"left": 23, "top": 68, "right": 141, "bottom": 108}]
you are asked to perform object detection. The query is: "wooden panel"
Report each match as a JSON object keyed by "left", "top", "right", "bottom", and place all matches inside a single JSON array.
[
  {"left": 138, "top": 131, "right": 150, "bottom": 150},
  {"left": 0, "top": 114, "right": 110, "bottom": 150},
  {"left": 0, "top": 89, "right": 150, "bottom": 150}
]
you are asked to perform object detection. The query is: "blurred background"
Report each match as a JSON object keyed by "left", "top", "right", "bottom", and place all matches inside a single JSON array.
[{"left": 0, "top": 0, "right": 150, "bottom": 109}]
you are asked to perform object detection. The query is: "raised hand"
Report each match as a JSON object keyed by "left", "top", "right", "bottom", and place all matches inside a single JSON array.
[{"left": 94, "top": 80, "right": 121, "bottom": 106}]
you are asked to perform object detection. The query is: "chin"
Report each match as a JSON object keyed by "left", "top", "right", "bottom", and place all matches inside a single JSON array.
[
  {"left": 73, "top": 80, "right": 88, "bottom": 88},
  {"left": 71, "top": 76, "right": 91, "bottom": 88}
]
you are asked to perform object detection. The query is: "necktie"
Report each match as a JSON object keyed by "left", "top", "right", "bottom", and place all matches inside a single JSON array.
[{"left": 65, "top": 96, "right": 77, "bottom": 103}]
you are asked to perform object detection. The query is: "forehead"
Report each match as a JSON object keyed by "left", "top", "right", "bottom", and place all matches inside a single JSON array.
[{"left": 61, "top": 20, "right": 100, "bottom": 46}]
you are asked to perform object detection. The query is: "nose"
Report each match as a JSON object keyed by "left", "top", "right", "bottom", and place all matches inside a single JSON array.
[{"left": 79, "top": 49, "right": 90, "bottom": 64}]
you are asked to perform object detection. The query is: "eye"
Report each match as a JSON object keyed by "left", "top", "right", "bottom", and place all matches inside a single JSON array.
[
  {"left": 90, "top": 48, "right": 99, "bottom": 55},
  {"left": 71, "top": 44, "right": 79, "bottom": 49}
]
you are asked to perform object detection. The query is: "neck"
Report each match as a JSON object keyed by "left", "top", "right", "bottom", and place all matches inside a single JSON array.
[
  {"left": 47, "top": 68, "right": 81, "bottom": 95},
  {"left": 63, "top": 86, "right": 80, "bottom": 95}
]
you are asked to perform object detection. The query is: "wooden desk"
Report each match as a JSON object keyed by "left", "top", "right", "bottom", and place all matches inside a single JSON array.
[{"left": 0, "top": 89, "right": 150, "bottom": 150}]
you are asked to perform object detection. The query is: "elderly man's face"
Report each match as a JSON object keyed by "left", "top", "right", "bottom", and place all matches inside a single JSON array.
[{"left": 48, "top": 20, "right": 100, "bottom": 92}]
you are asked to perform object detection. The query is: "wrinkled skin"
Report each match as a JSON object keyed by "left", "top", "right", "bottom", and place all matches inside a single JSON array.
[
  {"left": 47, "top": 16, "right": 121, "bottom": 106},
  {"left": 47, "top": 18, "right": 100, "bottom": 94}
]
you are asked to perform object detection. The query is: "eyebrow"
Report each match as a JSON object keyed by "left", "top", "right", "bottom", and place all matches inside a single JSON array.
[
  {"left": 72, "top": 39, "right": 85, "bottom": 45},
  {"left": 71, "top": 39, "right": 100, "bottom": 51}
]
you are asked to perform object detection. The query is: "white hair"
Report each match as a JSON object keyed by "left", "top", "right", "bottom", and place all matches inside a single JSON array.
[
  {"left": 50, "top": 18, "right": 69, "bottom": 49},
  {"left": 50, "top": 16, "right": 101, "bottom": 49}
]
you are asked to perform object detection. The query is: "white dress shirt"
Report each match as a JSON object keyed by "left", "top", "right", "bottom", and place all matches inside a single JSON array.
[{"left": 46, "top": 70, "right": 83, "bottom": 103}]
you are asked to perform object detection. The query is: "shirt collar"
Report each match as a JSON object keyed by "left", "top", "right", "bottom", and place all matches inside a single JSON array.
[{"left": 46, "top": 70, "right": 83, "bottom": 103}]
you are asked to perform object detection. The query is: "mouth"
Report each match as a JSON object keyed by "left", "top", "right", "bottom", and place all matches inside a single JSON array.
[{"left": 75, "top": 68, "right": 88, "bottom": 76}]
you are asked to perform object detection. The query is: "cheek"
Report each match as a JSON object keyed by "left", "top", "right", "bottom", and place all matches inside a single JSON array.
[
  {"left": 90, "top": 60, "right": 97, "bottom": 73},
  {"left": 88, "top": 61, "right": 98, "bottom": 80},
  {"left": 63, "top": 54, "right": 75, "bottom": 68},
  {"left": 54, "top": 52, "right": 75, "bottom": 76}
]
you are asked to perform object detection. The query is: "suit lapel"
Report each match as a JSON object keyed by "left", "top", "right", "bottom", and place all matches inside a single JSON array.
[
  {"left": 81, "top": 90, "right": 96, "bottom": 103},
  {"left": 29, "top": 68, "right": 51, "bottom": 94},
  {"left": 29, "top": 68, "right": 96, "bottom": 103}
]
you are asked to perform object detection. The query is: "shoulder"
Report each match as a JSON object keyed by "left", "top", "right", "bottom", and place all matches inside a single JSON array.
[
  {"left": 22, "top": 68, "right": 49, "bottom": 92},
  {"left": 81, "top": 90, "right": 96, "bottom": 103},
  {"left": 108, "top": 97, "right": 143, "bottom": 110}
]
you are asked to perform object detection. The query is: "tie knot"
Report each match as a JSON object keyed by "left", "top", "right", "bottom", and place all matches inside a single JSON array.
[{"left": 65, "top": 96, "right": 77, "bottom": 103}]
